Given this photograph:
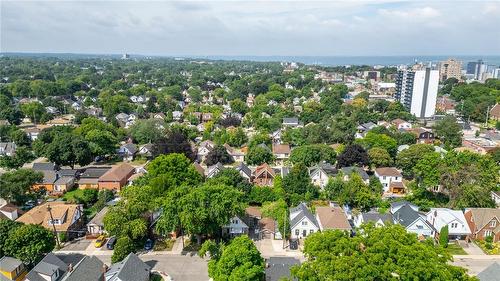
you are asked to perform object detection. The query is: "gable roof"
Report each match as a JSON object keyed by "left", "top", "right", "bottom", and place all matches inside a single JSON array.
[
  {"left": 477, "top": 262, "right": 500, "bottom": 281},
  {"left": 393, "top": 204, "right": 430, "bottom": 229},
  {"left": 309, "top": 162, "right": 336, "bottom": 177},
  {"left": 290, "top": 203, "right": 319, "bottom": 229},
  {"left": 282, "top": 117, "right": 299, "bottom": 124},
  {"left": 315, "top": 206, "right": 351, "bottom": 230},
  {"left": 26, "top": 253, "right": 68, "bottom": 281},
  {"left": 254, "top": 163, "right": 275, "bottom": 178},
  {"left": 265, "top": 257, "right": 300, "bottom": 281},
  {"left": 341, "top": 166, "right": 369, "bottom": 180},
  {"left": 375, "top": 167, "right": 402, "bottom": 177},
  {"left": 80, "top": 167, "right": 111, "bottom": 178},
  {"left": 466, "top": 208, "right": 500, "bottom": 234},
  {"left": 0, "top": 256, "right": 22, "bottom": 272},
  {"left": 98, "top": 163, "right": 135, "bottom": 182},
  {"left": 361, "top": 211, "right": 394, "bottom": 225},
  {"left": 120, "top": 143, "right": 138, "bottom": 154},
  {"left": 17, "top": 202, "right": 81, "bottom": 232},
  {"left": 61, "top": 256, "right": 104, "bottom": 281},
  {"left": 272, "top": 144, "right": 291, "bottom": 154},
  {"left": 236, "top": 162, "right": 252, "bottom": 178},
  {"left": 105, "top": 253, "right": 150, "bottom": 281},
  {"left": 33, "top": 162, "right": 58, "bottom": 171},
  {"left": 428, "top": 208, "right": 471, "bottom": 235}
]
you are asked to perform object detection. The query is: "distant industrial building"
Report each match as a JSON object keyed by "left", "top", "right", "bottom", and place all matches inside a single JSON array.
[
  {"left": 438, "top": 58, "right": 462, "bottom": 81},
  {"left": 395, "top": 68, "right": 439, "bottom": 118}
]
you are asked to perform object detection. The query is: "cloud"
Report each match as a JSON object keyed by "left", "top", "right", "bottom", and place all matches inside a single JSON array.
[{"left": 1, "top": 0, "right": 499, "bottom": 56}]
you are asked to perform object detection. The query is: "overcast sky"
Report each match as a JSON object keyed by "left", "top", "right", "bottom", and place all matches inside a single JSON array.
[{"left": 1, "top": 0, "right": 499, "bottom": 56}]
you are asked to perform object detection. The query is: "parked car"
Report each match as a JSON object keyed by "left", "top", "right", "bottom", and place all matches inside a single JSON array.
[
  {"left": 106, "top": 236, "right": 117, "bottom": 250},
  {"left": 144, "top": 239, "right": 154, "bottom": 251},
  {"left": 95, "top": 235, "right": 106, "bottom": 248}
]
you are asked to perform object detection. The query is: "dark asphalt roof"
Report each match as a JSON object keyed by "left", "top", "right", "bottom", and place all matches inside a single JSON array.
[
  {"left": 477, "top": 262, "right": 500, "bottom": 281},
  {"left": 62, "top": 256, "right": 104, "bottom": 281},
  {"left": 290, "top": 203, "right": 319, "bottom": 229},
  {"left": 265, "top": 257, "right": 300, "bottom": 281},
  {"left": 33, "top": 162, "right": 58, "bottom": 171},
  {"left": 26, "top": 253, "right": 68, "bottom": 281},
  {"left": 393, "top": 204, "right": 424, "bottom": 228},
  {"left": 80, "top": 167, "right": 111, "bottom": 178},
  {"left": 105, "top": 253, "right": 150, "bottom": 281},
  {"left": 236, "top": 162, "right": 252, "bottom": 177},
  {"left": 341, "top": 166, "right": 369, "bottom": 180}
]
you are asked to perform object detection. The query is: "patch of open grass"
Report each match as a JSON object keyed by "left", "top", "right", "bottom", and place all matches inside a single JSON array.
[
  {"left": 153, "top": 239, "right": 175, "bottom": 251},
  {"left": 445, "top": 243, "right": 467, "bottom": 255}
]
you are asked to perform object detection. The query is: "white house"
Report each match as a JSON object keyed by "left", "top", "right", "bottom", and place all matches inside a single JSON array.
[
  {"left": 272, "top": 144, "right": 291, "bottom": 166},
  {"left": 222, "top": 216, "right": 249, "bottom": 238},
  {"left": 308, "top": 163, "right": 336, "bottom": 189},
  {"left": 374, "top": 167, "right": 405, "bottom": 195},
  {"left": 426, "top": 208, "right": 471, "bottom": 240},
  {"left": 236, "top": 163, "right": 252, "bottom": 182},
  {"left": 491, "top": 191, "right": 500, "bottom": 207},
  {"left": 207, "top": 162, "right": 224, "bottom": 178},
  {"left": 290, "top": 203, "right": 319, "bottom": 239},
  {"left": 172, "top": 111, "right": 183, "bottom": 121},
  {"left": 197, "top": 140, "right": 215, "bottom": 162},
  {"left": 353, "top": 211, "right": 394, "bottom": 228},
  {"left": 392, "top": 203, "right": 435, "bottom": 239},
  {"left": 391, "top": 119, "right": 412, "bottom": 130}
]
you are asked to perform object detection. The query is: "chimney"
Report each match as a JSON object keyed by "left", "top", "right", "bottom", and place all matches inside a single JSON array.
[
  {"left": 102, "top": 264, "right": 108, "bottom": 274},
  {"left": 68, "top": 263, "right": 73, "bottom": 272}
]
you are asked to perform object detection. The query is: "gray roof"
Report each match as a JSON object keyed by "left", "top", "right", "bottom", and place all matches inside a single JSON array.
[
  {"left": 80, "top": 167, "right": 111, "bottom": 178},
  {"left": 88, "top": 206, "right": 108, "bottom": 227},
  {"left": 290, "top": 203, "right": 319, "bottom": 229},
  {"left": 120, "top": 143, "right": 138, "bottom": 154},
  {"left": 309, "top": 162, "right": 337, "bottom": 176},
  {"left": 236, "top": 163, "right": 252, "bottom": 177},
  {"left": 282, "top": 117, "right": 299, "bottom": 124},
  {"left": 58, "top": 169, "right": 79, "bottom": 177},
  {"left": 265, "top": 257, "right": 300, "bottom": 281},
  {"left": 477, "top": 262, "right": 500, "bottom": 281},
  {"left": 61, "top": 256, "right": 104, "bottom": 281},
  {"left": 361, "top": 211, "right": 394, "bottom": 224},
  {"left": 54, "top": 176, "right": 74, "bottom": 185},
  {"left": 105, "top": 253, "right": 150, "bottom": 281},
  {"left": 392, "top": 204, "right": 429, "bottom": 229},
  {"left": 26, "top": 253, "right": 68, "bottom": 281},
  {"left": 341, "top": 166, "right": 369, "bottom": 180},
  {"left": 0, "top": 256, "right": 22, "bottom": 272},
  {"left": 40, "top": 170, "right": 58, "bottom": 184},
  {"left": 33, "top": 162, "right": 58, "bottom": 171}
]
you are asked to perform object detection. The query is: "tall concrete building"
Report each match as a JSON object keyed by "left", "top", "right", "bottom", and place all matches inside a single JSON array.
[
  {"left": 438, "top": 58, "right": 462, "bottom": 81},
  {"left": 466, "top": 59, "right": 487, "bottom": 80},
  {"left": 395, "top": 68, "right": 439, "bottom": 118}
]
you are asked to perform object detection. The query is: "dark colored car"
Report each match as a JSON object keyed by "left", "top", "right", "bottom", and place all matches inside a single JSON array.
[
  {"left": 106, "top": 236, "right": 117, "bottom": 250},
  {"left": 144, "top": 239, "right": 154, "bottom": 251}
]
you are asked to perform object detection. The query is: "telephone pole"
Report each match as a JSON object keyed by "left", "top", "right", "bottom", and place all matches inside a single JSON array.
[{"left": 47, "top": 205, "right": 61, "bottom": 248}]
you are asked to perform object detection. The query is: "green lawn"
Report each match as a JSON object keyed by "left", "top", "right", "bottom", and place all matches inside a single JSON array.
[{"left": 445, "top": 243, "right": 467, "bottom": 255}]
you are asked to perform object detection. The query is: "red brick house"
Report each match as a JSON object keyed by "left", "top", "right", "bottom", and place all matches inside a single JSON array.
[
  {"left": 98, "top": 163, "right": 135, "bottom": 191},
  {"left": 464, "top": 208, "right": 500, "bottom": 242}
]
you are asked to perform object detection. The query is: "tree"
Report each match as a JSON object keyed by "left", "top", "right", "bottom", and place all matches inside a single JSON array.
[
  {"left": 0, "top": 220, "right": 21, "bottom": 256},
  {"left": 146, "top": 153, "right": 203, "bottom": 190},
  {"left": 368, "top": 147, "right": 393, "bottom": 168},
  {"left": 262, "top": 199, "right": 289, "bottom": 239},
  {"left": 230, "top": 99, "right": 249, "bottom": 114},
  {"left": 358, "top": 131, "right": 398, "bottom": 157},
  {"left": 289, "top": 144, "right": 336, "bottom": 167},
  {"left": 0, "top": 169, "right": 43, "bottom": 204},
  {"left": 199, "top": 236, "right": 265, "bottom": 281},
  {"left": 0, "top": 146, "right": 35, "bottom": 169},
  {"left": 84, "top": 129, "right": 118, "bottom": 156},
  {"left": 283, "top": 164, "right": 318, "bottom": 204},
  {"left": 205, "top": 145, "right": 234, "bottom": 166},
  {"left": 129, "top": 119, "right": 165, "bottom": 144},
  {"left": 20, "top": 102, "right": 48, "bottom": 124},
  {"left": 433, "top": 115, "right": 463, "bottom": 148},
  {"left": 111, "top": 236, "right": 135, "bottom": 263},
  {"left": 153, "top": 129, "right": 195, "bottom": 161},
  {"left": 396, "top": 144, "right": 435, "bottom": 178},
  {"left": 292, "top": 225, "right": 474, "bottom": 281},
  {"left": 336, "top": 144, "right": 369, "bottom": 168},
  {"left": 325, "top": 173, "right": 379, "bottom": 211},
  {"left": 440, "top": 225, "right": 449, "bottom": 248},
  {"left": 4, "top": 224, "right": 56, "bottom": 266},
  {"left": 45, "top": 133, "right": 93, "bottom": 168},
  {"left": 246, "top": 145, "right": 274, "bottom": 165},
  {"left": 209, "top": 168, "right": 253, "bottom": 195}
]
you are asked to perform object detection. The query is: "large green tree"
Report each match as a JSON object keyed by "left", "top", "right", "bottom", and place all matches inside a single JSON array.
[
  {"left": 45, "top": 133, "right": 93, "bottom": 168},
  {"left": 0, "top": 169, "right": 43, "bottom": 204},
  {"left": 246, "top": 145, "right": 274, "bottom": 165},
  {"left": 0, "top": 220, "right": 22, "bottom": 256},
  {"left": 433, "top": 115, "right": 463, "bottom": 148},
  {"left": 199, "top": 235, "right": 265, "bottom": 281},
  {"left": 396, "top": 144, "right": 435, "bottom": 178},
  {"left": 4, "top": 224, "right": 56, "bottom": 266},
  {"left": 289, "top": 144, "right": 336, "bottom": 167},
  {"left": 292, "top": 225, "right": 474, "bottom": 281}
]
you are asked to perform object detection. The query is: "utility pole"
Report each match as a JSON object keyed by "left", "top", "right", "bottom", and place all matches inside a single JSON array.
[
  {"left": 485, "top": 105, "right": 491, "bottom": 128},
  {"left": 283, "top": 209, "right": 286, "bottom": 249},
  {"left": 47, "top": 205, "right": 61, "bottom": 248}
]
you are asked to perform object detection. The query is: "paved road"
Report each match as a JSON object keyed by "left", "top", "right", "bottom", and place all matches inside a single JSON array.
[
  {"left": 452, "top": 256, "right": 500, "bottom": 276},
  {"left": 97, "top": 253, "right": 209, "bottom": 281}
]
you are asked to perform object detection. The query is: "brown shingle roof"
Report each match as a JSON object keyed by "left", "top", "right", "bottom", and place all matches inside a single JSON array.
[
  {"left": 254, "top": 163, "right": 275, "bottom": 178},
  {"left": 245, "top": 206, "right": 262, "bottom": 218},
  {"left": 375, "top": 167, "right": 402, "bottom": 177},
  {"left": 16, "top": 202, "right": 81, "bottom": 232},
  {"left": 315, "top": 206, "right": 351, "bottom": 230},
  {"left": 467, "top": 208, "right": 500, "bottom": 234},
  {"left": 272, "top": 144, "right": 291, "bottom": 154},
  {"left": 98, "top": 163, "right": 135, "bottom": 182}
]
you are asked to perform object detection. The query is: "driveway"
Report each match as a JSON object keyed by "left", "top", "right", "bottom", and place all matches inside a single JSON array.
[
  {"left": 60, "top": 238, "right": 92, "bottom": 251},
  {"left": 460, "top": 241, "right": 485, "bottom": 255}
]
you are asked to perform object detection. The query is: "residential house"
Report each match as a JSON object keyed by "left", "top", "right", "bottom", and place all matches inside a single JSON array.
[
  {"left": 60, "top": 256, "right": 104, "bottom": 281},
  {"left": 374, "top": 167, "right": 405, "bottom": 195},
  {"left": 23, "top": 127, "right": 41, "bottom": 141},
  {"left": 78, "top": 167, "right": 110, "bottom": 189},
  {"left": 201, "top": 113, "right": 213, "bottom": 123},
  {"left": 53, "top": 177, "right": 76, "bottom": 194},
  {"left": 290, "top": 203, "right": 319, "bottom": 239},
  {"left": 390, "top": 201, "right": 419, "bottom": 214},
  {"left": 0, "top": 203, "right": 21, "bottom": 220},
  {"left": 271, "top": 130, "right": 282, "bottom": 144},
  {"left": 87, "top": 206, "right": 109, "bottom": 236},
  {"left": 172, "top": 111, "right": 183, "bottom": 121},
  {"left": 16, "top": 202, "right": 83, "bottom": 239},
  {"left": 272, "top": 144, "right": 291, "bottom": 166},
  {"left": 0, "top": 257, "right": 26, "bottom": 281},
  {"left": 391, "top": 119, "right": 412, "bottom": 130},
  {"left": 490, "top": 103, "right": 500, "bottom": 120},
  {"left": 464, "top": 208, "right": 500, "bottom": 242},
  {"left": 308, "top": 162, "right": 337, "bottom": 189},
  {"left": 150, "top": 112, "right": 166, "bottom": 120},
  {"left": 0, "top": 120, "right": 10, "bottom": 126},
  {"left": 115, "top": 113, "right": 129, "bottom": 125},
  {"left": 45, "top": 106, "right": 60, "bottom": 115},
  {"left": 412, "top": 128, "right": 435, "bottom": 144},
  {"left": 356, "top": 122, "right": 377, "bottom": 138},
  {"left": 427, "top": 208, "right": 471, "bottom": 240},
  {"left": 117, "top": 143, "right": 138, "bottom": 161},
  {"left": 461, "top": 138, "right": 497, "bottom": 155},
  {"left": 138, "top": 143, "right": 154, "bottom": 158},
  {"left": 224, "top": 144, "right": 245, "bottom": 162},
  {"left": 222, "top": 216, "right": 249, "bottom": 238},
  {"left": 282, "top": 117, "right": 299, "bottom": 128},
  {"left": 236, "top": 162, "right": 252, "bottom": 182},
  {"left": 315, "top": 206, "right": 351, "bottom": 232},
  {"left": 265, "top": 257, "right": 300, "bottom": 281},
  {"left": 105, "top": 253, "right": 150, "bottom": 281},
  {"left": 84, "top": 107, "right": 103, "bottom": 117},
  {"left": 98, "top": 163, "right": 135, "bottom": 191},
  {"left": 353, "top": 210, "right": 394, "bottom": 228},
  {"left": 25, "top": 253, "right": 68, "bottom": 281},
  {"left": 33, "top": 162, "right": 59, "bottom": 171},
  {"left": 0, "top": 142, "right": 16, "bottom": 156},
  {"left": 197, "top": 140, "right": 215, "bottom": 162},
  {"left": 392, "top": 203, "right": 435, "bottom": 239},
  {"left": 253, "top": 163, "right": 275, "bottom": 187},
  {"left": 32, "top": 170, "right": 58, "bottom": 195},
  {"left": 341, "top": 166, "right": 370, "bottom": 184},
  {"left": 477, "top": 262, "right": 500, "bottom": 281},
  {"left": 207, "top": 162, "right": 224, "bottom": 178},
  {"left": 491, "top": 191, "right": 500, "bottom": 207}
]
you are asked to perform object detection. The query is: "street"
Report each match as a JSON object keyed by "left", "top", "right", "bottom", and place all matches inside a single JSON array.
[{"left": 452, "top": 255, "right": 500, "bottom": 276}]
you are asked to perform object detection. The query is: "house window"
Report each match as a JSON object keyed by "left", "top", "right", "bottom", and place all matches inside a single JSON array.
[
  {"left": 383, "top": 176, "right": 386, "bottom": 180},
  {"left": 416, "top": 225, "right": 423, "bottom": 229},
  {"left": 295, "top": 229, "right": 299, "bottom": 236},
  {"left": 310, "top": 229, "right": 314, "bottom": 234},
  {"left": 302, "top": 221, "right": 308, "bottom": 226},
  {"left": 485, "top": 230, "right": 493, "bottom": 237},
  {"left": 395, "top": 177, "right": 399, "bottom": 180},
  {"left": 491, "top": 220, "right": 497, "bottom": 227},
  {"left": 451, "top": 223, "right": 458, "bottom": 228}
]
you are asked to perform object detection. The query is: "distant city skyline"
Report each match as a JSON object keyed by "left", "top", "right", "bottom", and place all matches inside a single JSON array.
[{"left": 1, "top": 1, "right": 500, "bottom": 56}]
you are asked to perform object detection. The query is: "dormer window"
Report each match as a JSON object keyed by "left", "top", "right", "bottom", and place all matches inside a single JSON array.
[
  {"left": 491, "top": 220, "right": 497, "bottom": 227},
  {"left": 48, "top": 219, "right": 62, "bottom": 225}
]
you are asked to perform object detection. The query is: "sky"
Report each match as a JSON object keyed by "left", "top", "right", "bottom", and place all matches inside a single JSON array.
[{"left": 1, "top": 0, "right": 500, "bottom": 56}]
